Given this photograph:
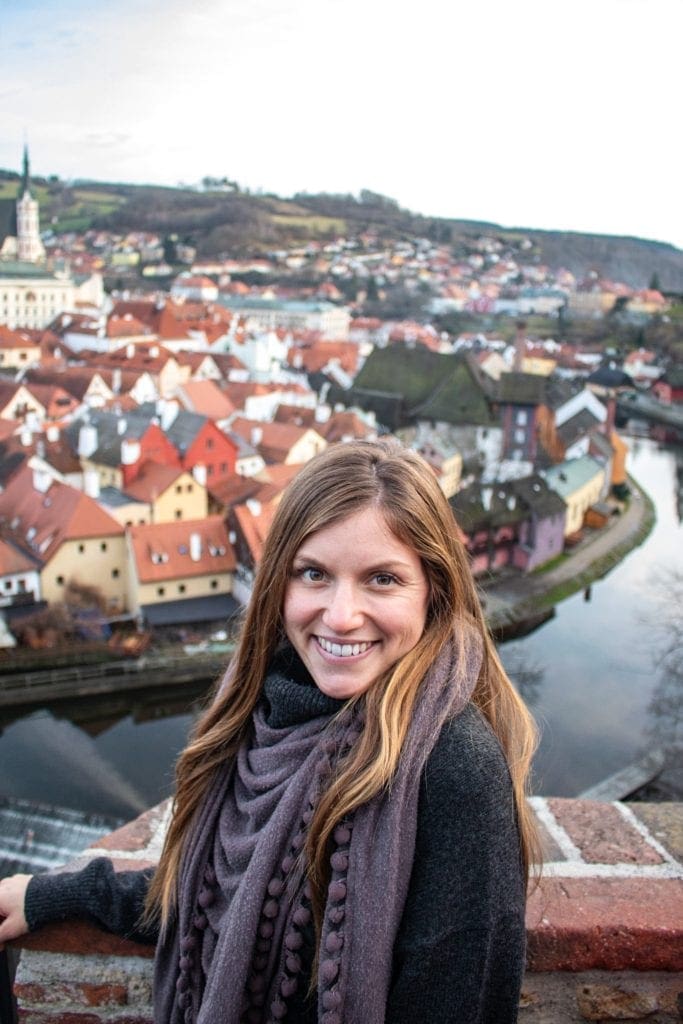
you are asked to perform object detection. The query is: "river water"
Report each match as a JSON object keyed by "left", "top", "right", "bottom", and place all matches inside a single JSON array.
[{"left": 1, "top": 438, "right": 681, "bottom": 819}]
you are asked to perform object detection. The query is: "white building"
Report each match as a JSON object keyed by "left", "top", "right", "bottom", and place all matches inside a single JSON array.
[
  {"left": 218, "top": 297, "right": 351, "bottom": 340},
  {"left": 0, "top": 263, "right": 76, "bottom": 329}
]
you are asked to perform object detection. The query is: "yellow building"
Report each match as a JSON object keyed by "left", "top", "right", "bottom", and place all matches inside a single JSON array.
[
  {"left": 122, "top": 464, "right": 208, "bottom": 523},
  {"left": 0, "top": 467, "right": 128, "bottom": 612},
  {"left": 126, "top": 516, "right": 235, "bottom": 618},
  {"left": 543, "top": 456, "right": 606, "bottom": 536}
]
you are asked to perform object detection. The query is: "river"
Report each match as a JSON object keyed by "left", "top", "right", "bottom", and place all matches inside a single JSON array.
[{"left": 1, "top": 438, "right": 681, "bottom": 819}]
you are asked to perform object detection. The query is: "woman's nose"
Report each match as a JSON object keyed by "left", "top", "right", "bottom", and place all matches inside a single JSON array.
[{"left": 321, "top": 582, "right": 364, "bottom": 633}]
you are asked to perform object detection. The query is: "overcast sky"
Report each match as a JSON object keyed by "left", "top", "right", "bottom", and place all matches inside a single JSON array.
[{"left": 3, "top": 0, "right": 681, "bottom": 248}]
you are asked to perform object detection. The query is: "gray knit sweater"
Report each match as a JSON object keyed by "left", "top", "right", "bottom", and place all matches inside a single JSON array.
[{"left": 25, "top": 678, "right": 526, "bottom": 1023}]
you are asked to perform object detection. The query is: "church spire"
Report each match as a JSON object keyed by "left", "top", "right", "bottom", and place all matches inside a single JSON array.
[{"left": 21, "top": 144, "right": 30, "bottom": 196}]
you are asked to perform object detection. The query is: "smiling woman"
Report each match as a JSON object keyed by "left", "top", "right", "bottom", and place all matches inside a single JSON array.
[
  {"left": 285, "top": 507, "right": 429, "bottom": 700},
  {"left": 0, "top": 440, "right": 539, "bottom": 1024}
]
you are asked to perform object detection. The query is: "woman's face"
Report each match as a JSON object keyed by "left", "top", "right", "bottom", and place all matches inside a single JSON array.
[{"left": 283, "top": 506, "right": 429, "bottom": 700}]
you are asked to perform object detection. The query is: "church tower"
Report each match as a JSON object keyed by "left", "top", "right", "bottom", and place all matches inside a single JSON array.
[{"left": 16, "top": 145, "right": 46, "bottom": 263}]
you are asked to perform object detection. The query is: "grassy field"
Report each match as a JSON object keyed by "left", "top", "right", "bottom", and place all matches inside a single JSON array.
[{"left": 271, "top": 213, "right": 347, "bottom": 235}]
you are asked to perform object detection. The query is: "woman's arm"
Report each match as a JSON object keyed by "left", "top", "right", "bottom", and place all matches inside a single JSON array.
[
  {"left": 0, "top": 858, "right": 158, "bottom": 948},
  {"left": 387, "top": 704, "right": 527, "bottom": 1024}
]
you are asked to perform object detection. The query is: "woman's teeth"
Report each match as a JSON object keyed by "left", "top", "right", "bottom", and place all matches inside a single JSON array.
[{"left": 317, "top": 638, "right": 373, "bottom": 657}]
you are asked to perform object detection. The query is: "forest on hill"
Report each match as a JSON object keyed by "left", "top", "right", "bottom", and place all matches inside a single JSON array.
[{"left": 1, "top": 169, "right": 682, "bottom": 291}]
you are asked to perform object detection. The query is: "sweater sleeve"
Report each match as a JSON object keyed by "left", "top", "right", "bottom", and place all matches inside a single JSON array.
[
  {"left": 25, "top": 857, "right": 158, "bottom": 946},
  {"left": 386, "top": 704, "right": 526, "bottom": 1024}
]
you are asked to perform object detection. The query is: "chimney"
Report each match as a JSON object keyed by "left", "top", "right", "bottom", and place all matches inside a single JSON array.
[
  {"left": 190, "top": 532, "right": 202, "bottom": 561},
  {"left": 251, "top": 426, "right": 263, "bottom": 447},
  {"left": 246, "top": 498, "right": 262, "bottom": 517},
  {"left": 126, "top": 343, "right": 135, "bottom": 359},
  {"left": 46, "top": 424, "right": 60, "bottom": 443},
  {"left": 20, "top": 428, "right": 32, "bottom": 447},
  {"left": 117, "top": 418, "right": 127, "bottom": 436},
  {"left": 33, "top": 469, "right": 52, "bottom": 494},
  {"left": 78, "top": 424, "right": 98, "bottom": 458},
  {"left": 113, "top": 368, "right": 122, "bottom": 394},
  {"left": 83, "top": 469, "right": 100, "bottom": 499},
  {"left": 604, "top": 393, "right": 616, "bottom": 434},
  {"left": 121, "top": 438, "right": 141, "bottom": 465},
  {"left": 161, "top": 401, "right": 179, "bottom": 431},
  {"left": 314, "top": 404, "right": 331, "bottom": 423},
  {"left": 513, "top": 321, "right": 526, "bottom": 372},
  {"left": 193, "top": 463, "right": 207, "bottom": 487}
]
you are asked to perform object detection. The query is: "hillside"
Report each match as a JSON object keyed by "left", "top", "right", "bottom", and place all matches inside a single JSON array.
[{"left": 1, "top": 170, "right": 681, "bottom": 290}]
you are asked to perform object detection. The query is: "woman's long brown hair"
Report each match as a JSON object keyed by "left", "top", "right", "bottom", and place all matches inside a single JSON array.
[{"left": 145, "top": 440, "right": 540, "bottom": 932}]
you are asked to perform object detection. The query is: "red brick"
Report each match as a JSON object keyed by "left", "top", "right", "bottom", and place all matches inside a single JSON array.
[
  {"left": 18, "top": 1012, "right": 103, "bottom": 1024},
  {"left": 13, "top": 921, "right": 154, "bottom": 959},
  {"left": 526, "top": 877, "right": 683, "bottom": 971},
  {"left": 547, "top": 799, "right": 663, "bottom": 865},
  {"left": 14, "top": 983, "right": 128, "bottom": 1009},
  {"left": 18, "top": 1015, "right": 151, "bottom": 1024}
]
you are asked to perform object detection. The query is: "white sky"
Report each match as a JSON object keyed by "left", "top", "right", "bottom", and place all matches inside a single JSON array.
[{"left": 2, "top": 0, "right": 681, "bottom": 248}]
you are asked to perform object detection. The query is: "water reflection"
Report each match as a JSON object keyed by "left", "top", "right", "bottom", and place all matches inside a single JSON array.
[
  {"left": 639, "top": 569, "right": 683, "bottom": 794},
  {"left": 503, "top": 650, "right": 545, "bottom": 708},
  {"left": 0, "top": 683, "right": 209, "bottom": 818}
]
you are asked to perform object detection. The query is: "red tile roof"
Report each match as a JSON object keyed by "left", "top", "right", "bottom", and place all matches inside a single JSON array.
[
  {"left": 122, "top": 461, "right": 188, "bottom": 503},
  {"left": 232, "top": 501, "right": 277, "bottom": 564},
  {"left": 128, "top": 516, "right": 236, "bottom": 582},
  {"left": 0, "top": 325, "right": 41, "bottom": 350},
  {"left": 0, "top": 535, "right": 41, "bottom": 576},
  {"left": 0, "top": 466, "right": 124, "bottom": 563},
  {"left": 178, "top": 380, "right": 236, "bottom": 420}
]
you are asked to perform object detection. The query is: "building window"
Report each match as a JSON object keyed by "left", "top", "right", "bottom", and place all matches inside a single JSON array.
[
  {"left": 56, "top": 575, "right": 65, "bottom": 585},
  {"left": 157, "top": 586, "right": 165, "bottom": 597},
  {"left": 206, "top": 438, "right": 214, "bottom": 450},
  {"left": 175, "top": 509, "right": 183, "bottom": 520},
  {"left": 516, "top": 410, "right": 528, "bottom": 425},
  {"left": 186, "top": 483, "right": 193, "bottom": 492},
  {"left": 78, "top": 543, "right": 85, "bottom": 553},
  {"left": 112, "top": 568, "right": 120, "bottom": 578},
  {"left": 100, "top": 541, "right": 108, "bottom": 551},
  {"left": 176, "top": 484, "right": 183, "bottom": 493},
  {"left": 207, "top": 465, "right": 214, "bottom": 476},
  {"left": 4, "top": 580, "right": 11, "bottom": 591},
  {"left": 178, "top": 583, "right": 186, "bottom": 594},
  {"left": 515, "top": 429, "right": 526, "bottom": 444},
  {"left": 210, "top": 579, "right": 218, "bottom": 590}
]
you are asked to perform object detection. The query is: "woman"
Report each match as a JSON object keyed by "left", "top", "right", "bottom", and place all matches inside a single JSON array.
[{"left": 0, "top": 439, "right": 538, "bottom": 1023}]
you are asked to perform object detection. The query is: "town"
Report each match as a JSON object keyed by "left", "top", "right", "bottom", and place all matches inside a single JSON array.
[
  {"left": 1, "top": 150, "right": 683, "bottom": 1024},
  {"left": 1, "top": 150, "right": 682, "bottom": 656}
]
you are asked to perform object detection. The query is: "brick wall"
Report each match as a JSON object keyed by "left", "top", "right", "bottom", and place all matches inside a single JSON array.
[{"left": 10, "top": 798, "right": 683, "bottom": 1023}]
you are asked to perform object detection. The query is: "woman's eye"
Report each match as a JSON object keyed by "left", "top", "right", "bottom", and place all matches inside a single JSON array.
[
  {"left": 301, "top": 567, "right": 325, "bottom": 583},
  {"left": 373, "top": 573, "right": 397, "bottom": 587}
]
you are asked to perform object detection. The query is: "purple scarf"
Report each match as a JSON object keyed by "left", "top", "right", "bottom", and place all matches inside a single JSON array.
[{"left": 154, "top": 628, "right": 482, "bottom": 1024}]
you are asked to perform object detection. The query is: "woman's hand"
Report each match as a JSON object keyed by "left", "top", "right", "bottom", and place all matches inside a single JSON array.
[{"left": 0, "top": 874, "right": 32, "bottom": 949}]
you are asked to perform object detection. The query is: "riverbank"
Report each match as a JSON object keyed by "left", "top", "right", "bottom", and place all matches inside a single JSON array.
[{"left": 481, "top": 475, "right": 656, "bottom": 635}]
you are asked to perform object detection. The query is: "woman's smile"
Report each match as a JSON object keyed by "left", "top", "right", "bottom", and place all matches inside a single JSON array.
[
  {"left": 315, "top": 636, "right": 376, "bottom": 658},
  {"left": 284, "top": 506, "right": 429, "bottom": 699}
]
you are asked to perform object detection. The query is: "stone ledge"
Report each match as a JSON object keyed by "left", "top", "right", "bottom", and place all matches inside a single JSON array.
[{"left": 9, "top": 797, "right": 683, "bottom": 1023}]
